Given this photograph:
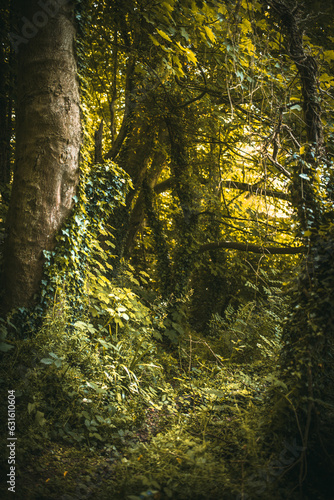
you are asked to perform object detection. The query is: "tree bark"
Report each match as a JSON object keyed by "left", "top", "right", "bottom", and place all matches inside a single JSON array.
[
  {"left": 266, "top": 0, "right": 325, "bottom": 230},
  {"left": 124, "top": 147, "right": 167, "bottom": 259},
  {"left": 105, "top": 58, "right": 136, "bottom": 161},
  {"left": 0, "top": 42, "right": 11, "bottom": 188},
  {"left": 0, "top": 1, "right": 13, "bottom": 192},
  {"left": 94, "top": 120, "right": 103, "bottom": 164},
  {"left": 2, "top": 0, "right": 81, "bottom": 313}
]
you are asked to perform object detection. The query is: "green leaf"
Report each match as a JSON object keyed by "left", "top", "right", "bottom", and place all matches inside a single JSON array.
[
  {"left": 299, "top": 173, "right": 310, "bottom": 180},
  {"left": 97, "top": 338, "right": 112, "bottom": 349},
  {"left": 203, "top": 25, "right": 215, "bottom": 43},
  {"left": 28, "top": 403, "right": 36, "bottom": 414},
  {"left": 35, "top": 411, "right": 46, "bottom": 426},
  {"left": 202, "top": 388, "right": 226, "bottom": 398},
  {"left": 92, "top": 432, "right": 104, "bottom": 441},
  {"left": 148, "top": 34, "right": 160, "bottom": 46},
  {"left": 86, "top": 381, "right": 98, "bottom": 390},
  {"left": 180, "top": 27, "right": 189, "bottom": 40},
  {"left": 0, "top": 342, "right": 14, "bottom": 352},
  {"left": 290, "top": 104, "right": 302, "bottom": 111},
  {"left": 40, "top": 358, "right": 54, "bottom": 365},
  {"left": 74, "top": 321, "right": 89, "bottom": 330},
  {"left": 323, "top": 49, "right": 334, "bottom": 62},
  {"left": 156, "top": 28, "right": 172, "bottom": 43},
  {"left": 184, "top": 48, "right": 197, "bottom": 64}
]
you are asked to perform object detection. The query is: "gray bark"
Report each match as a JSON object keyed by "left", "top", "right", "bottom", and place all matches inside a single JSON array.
[{"left": 2, "top": 0, "right": 81, "bottom": 312}]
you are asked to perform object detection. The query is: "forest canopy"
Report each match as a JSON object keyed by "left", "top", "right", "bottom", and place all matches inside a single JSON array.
[{"left": 0, "top": 0, "right": 334, "bottom": 499}]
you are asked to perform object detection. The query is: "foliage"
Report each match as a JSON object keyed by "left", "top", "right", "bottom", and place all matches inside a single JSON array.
[
  {"left": 1, "top": 0, "right": 334, "bottom": 498},
  {"left": 0, "top": 283, "right": 290, "bottom": 499},
  {"left": 278, "top": 225, "right": 334, "bottom": 431},
  {"left": 40, "top": 161, "right": 131, "bottom": 308},
  {"left": 208, "top": 268, "right": 286, "bottom": 362}
]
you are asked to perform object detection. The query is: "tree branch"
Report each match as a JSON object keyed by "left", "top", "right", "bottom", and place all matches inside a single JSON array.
[
  {"left": 265, "top": 153, "right": 291, "bottom": 179},
  {"left": 110, "top": 29, "right": 118, "bottom": 145},
  {"left": 177, "top": 90, "right": 207, "bottom": 109},
  {"left": 222, "top": 180, "right": 290, "bottom": 201},
  {"left": 199, "top": 241, "right": 305, "bottom": 255},
  {"left": 94, "top": 120, "right": 103, "bottom": 164},
  {"left": 154, "top": 177, "right": 290, "bottom": 201},
  {"left": 105, "top": 58, "right": 136, "bottom": 161},
  {"left": 154, "top": 177, "right": 173, "bottom": 194}
]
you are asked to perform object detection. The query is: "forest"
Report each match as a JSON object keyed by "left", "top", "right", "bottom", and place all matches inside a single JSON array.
[{"left": 0, "top": 0, "right": 334, "bottom": 498}]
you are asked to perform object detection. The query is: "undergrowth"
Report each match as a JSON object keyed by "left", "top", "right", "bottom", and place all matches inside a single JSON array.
[
  {"left": 0, "top": 155, "right": 302, "bottom": 499},
  {"left": 0, "top": 269, "right": 298, "bottom": 500}
]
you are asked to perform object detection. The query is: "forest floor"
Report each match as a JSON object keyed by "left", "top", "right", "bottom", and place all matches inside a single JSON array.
[
  {"left": 0, "top": 344, "right": 300, "bottom": 500},
  {"left": 0, "top": 301, "right": 333, "bottom": 500}
]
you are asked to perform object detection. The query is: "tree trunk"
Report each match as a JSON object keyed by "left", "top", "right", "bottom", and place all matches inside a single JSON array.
[
  {"left": 2, "top": 0, "right": 81, "bottom": 313},
  {"left": 264, "top": 2, "right": 334, "bottom": 492},
  {"left": 266, "top": 0, "right": 325, "bottom": 230},
  {"left": 0, "top": 0, "right": 13, "bottom": 193},
  {"left": 0, "top": 41, "right": 10, "bottom": 188}
]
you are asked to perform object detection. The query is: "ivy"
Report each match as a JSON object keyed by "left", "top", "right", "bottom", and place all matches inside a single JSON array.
[{"left": 40, "top": 161, "right": 132, "bottom": 317}]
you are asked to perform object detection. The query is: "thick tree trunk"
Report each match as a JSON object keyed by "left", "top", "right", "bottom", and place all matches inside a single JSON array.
[
  {"left": 165, "top": 113, "right": 199, "bottom": 296},
  {"left": 106, "top": 116, "right": 156, "bottom": 275},
  {"left": 266, "top": 0, "right": 325, "bottom": 230},
  {"left": 0, "top": 43, "right": 10, "bottom": 188},
  {"left": 264, "top": 3, "right": 334, "bottom": 492},
  {"left": 123, "top": 125, "right": 168, "bottom": 260},
  {"left": 123, "top": 151, "right": 165, "bottom": 260},
  {"left": 0, "top": 2, "right": 12, "bottom": 193},
  {"left": 2, "top": 0, "right": 81, "bottom": 313}
]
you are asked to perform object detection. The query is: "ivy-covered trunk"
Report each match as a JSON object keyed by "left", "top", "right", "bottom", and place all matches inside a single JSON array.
[
  {"left": 2, "top": 0, "right": 81, "bottom": 313},
  {"left": 165, "top": 112, "right": 200, "bottom": 297},
  {"left": 265, "top": 1, "right": 334, "bottom": 493}
]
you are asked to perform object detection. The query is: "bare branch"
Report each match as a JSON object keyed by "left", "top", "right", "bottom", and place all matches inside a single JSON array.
[
  {"left": 154, "top": 178, "right": 173, "bottom": 194},
  {"left": 199, "top": 241, "right": 305, "bottom": 255},
  {"left": 154, "top": 177, "right": 290, "bottom": 201},
  {"left": 265, "top": 154, "right": 292, "bottom": 179},
  {"left": 105, "top": 58, "right": 136, "bottom": 161},
  {"left": 94, "top": 120, "right": 104, "bottom": 164},
  {"left": 222, "top": 180, "right": 290, "bottom": 201}
]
